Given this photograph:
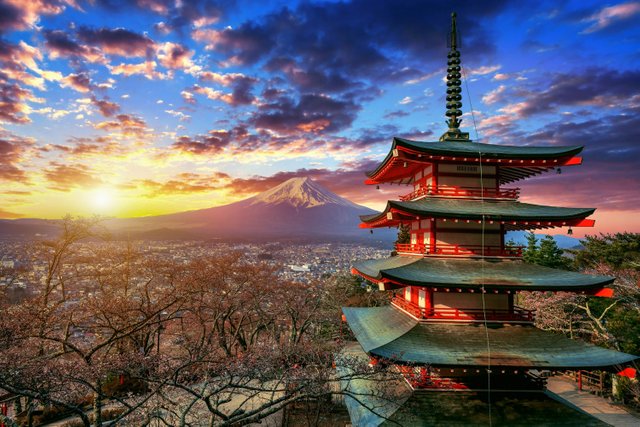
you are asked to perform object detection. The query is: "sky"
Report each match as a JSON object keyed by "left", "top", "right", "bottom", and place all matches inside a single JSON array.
[{"left": 1, "top": 0, "right": 639, "bottom": 237}]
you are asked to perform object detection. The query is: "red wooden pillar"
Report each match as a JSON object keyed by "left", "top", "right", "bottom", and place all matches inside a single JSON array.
[
  {"left": 578, "top": 370, "right": 583, "bottom": 391},
  {"left": 1, "top": 402, "right": 6, "bottom": 427}
]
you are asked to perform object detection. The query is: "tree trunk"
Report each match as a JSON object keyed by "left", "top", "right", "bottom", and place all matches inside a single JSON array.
[
  {"left": 94, "top": 378, "right": 103, "bottom": 427},
  {"left": 26, "top": 398, "right": 33, "bottom": 427}
]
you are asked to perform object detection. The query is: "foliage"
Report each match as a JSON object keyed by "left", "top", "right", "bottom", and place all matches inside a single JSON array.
[
  {"left": 520, "top": 233, "right": 640, "bottom": 407},
  {"left": 572, "top": 233, "right": 640, "bottom": 270},
  {"left": 396, "top": 223, "right": 411, "bottom": 245},
  {"left": 521, "top": 232, "right": 572, "bottom": 270},
  {"left": 0, "top": 217, "right": 395, "bottom": 426}
]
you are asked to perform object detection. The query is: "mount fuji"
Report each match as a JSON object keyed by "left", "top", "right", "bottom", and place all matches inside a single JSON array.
[{"left": 0, "top": 177, "right": 393, "bottom": 242}]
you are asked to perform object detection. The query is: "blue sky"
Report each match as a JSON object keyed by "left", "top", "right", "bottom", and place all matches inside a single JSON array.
[{"left": 1, "top": 0, "right": 639, "bottom": 235}]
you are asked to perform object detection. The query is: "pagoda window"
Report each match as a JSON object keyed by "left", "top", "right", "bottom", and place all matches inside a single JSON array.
[
  {"left": 437, "top": 163, "right": 496, "bottom": 190},
  {"left": 418, "top": 289, "right": 428, "bottom": 309},
  {"left": 435, "top": 221, "right": 501, "bottom": 250},
  {"left": 404, "top": 286, "right": 411, "bottom": 301},
  {"left": 411, "top": 220, "right": 420, "bottom": 230},
  {"left": 433, "top": 292, "right": 509, "bottom": 311},
  {"left": 413, "top": 165, "right": 433, "bottom": 190}
]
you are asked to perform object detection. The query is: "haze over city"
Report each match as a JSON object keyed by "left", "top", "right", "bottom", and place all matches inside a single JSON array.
[{"left": 1, "top": 0, "right": 639, "bottom": 237}]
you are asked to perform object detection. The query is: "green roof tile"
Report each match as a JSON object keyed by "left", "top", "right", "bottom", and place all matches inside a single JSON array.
[
  {"left": 361, "top": 198, "right": 595, "bottom": 223},
  {"left": 342, "top": 306, "right": 639, "bottom": 369},
  {"left": 367, "top": 137, "right": 583, "bottom": 178},
  {"left": 352, "top": 256, "right": 614, "bottom": 290}
]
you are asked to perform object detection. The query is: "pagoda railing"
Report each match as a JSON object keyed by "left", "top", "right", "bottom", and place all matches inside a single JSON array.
[
  {"left": 395, "top": 243, "right": 524, "bottom": 258},
  {"left": 399, "top": 185, "right": 520, "bottom": 201},
  {"left": 391, "top": 296, "right": 535, "bottom": 322}
]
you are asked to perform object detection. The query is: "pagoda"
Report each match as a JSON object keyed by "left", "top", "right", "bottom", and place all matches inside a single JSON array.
[{"left": 341, "top": 13, "right": 639, "bottom": 426}]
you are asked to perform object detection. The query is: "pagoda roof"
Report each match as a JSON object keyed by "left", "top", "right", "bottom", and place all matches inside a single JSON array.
[
  {"left": 366, "top": 137, "right": 583, "bottom": 185},
  {"left": 342, "top": 305, "right": 639, "bottom": 369},
  {"left": 339, "top": 343, "right": 607, "bottom": 427},
  {"left": 360, "top": 198, "right": 595, "bottom": 229},
  {"left": 352, "top": 256, "right": 614, "bottom": 291}
]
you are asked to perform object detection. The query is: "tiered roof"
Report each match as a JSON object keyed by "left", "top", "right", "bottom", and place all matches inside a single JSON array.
[
  {"left": 360, "top": 198, "right": 595, "bottom": 230},
  {"left": 365, "top": 137, "right": 584, "bottom": 185},
  {"left": 352, "top": 257, "right": 614, "bottom": 291},
  {"left": 341, "top": 11, "right": 638, "bottom": 426},
  {"left": 344, "top": 306, "right": 638, "bottom": 369}
]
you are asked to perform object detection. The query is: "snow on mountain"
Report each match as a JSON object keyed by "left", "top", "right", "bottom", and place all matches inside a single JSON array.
[
  {"left": 247, "top": 177, "right": 361, "bottom": 209},
  {"left": 1, "top": 177, "right": 395, "bottom": 242}
]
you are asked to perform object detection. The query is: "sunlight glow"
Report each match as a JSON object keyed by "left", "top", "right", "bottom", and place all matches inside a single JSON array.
[{"left": 92, "top": 188, "right": 115, "bottom": 210}]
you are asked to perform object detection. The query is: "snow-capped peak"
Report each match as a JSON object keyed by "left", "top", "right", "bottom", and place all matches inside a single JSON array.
[{"left": 249, "top": 177, "right": 361, "bottom": 208}]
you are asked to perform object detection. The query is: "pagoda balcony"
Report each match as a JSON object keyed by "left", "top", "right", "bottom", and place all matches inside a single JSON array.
[
  {"left": 395, "top": 243, "right": 524, "bottom": 258},
  {"left": 399, "top": 185, "right": 520, "bottom": 201},
  {"left": 391, "top": 296, "right": 536, "bottom": 323}
]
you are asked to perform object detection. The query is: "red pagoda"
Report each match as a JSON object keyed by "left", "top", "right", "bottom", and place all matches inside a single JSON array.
[{"left": 341, "top": 12, "right": 638, "bottom": 426}]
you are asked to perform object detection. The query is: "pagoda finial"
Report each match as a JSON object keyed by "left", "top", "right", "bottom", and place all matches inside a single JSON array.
[{"left": 440, "top": 12, "right": 470, "bottom": 142}]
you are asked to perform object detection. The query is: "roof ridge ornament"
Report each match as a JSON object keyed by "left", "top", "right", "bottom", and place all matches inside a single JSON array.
[{"left": 440, "top": 12, "right": 470, "bottom": 142}]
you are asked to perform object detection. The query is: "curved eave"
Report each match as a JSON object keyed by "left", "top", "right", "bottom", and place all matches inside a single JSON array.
[
  {"left": 366, "top": 137, "right": 584, "bottom": 185},
  {"left": 394, "top": 138, "right": 583, "bottom": 160},
  {"left": 360, "top": 199, "right": 595, "bottom": 228},
  {"left": 343, "top": 306, "right": 639, "bottom": 369},
  {"left": 365, "top": 138, "right": 583, "bottom": 184},
  {"left": 351, "top": 257, "right": 615, "bottom": 291}
]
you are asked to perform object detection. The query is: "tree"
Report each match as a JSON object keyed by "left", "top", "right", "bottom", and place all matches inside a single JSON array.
[
  {"left": 1, "top": 219, "right": 396, "bottom": 426},
  {"left": 396, "top": 224, "right": 410, "bottom": 245},
  {"left": 572, "top": 233, "right": 640, "bottom": 271},
  {"left": 521, "top": 232, "right": 572, "bottom": 270},
  {"left": 520, "top": 233, "right": 640, "bottom": 409}
]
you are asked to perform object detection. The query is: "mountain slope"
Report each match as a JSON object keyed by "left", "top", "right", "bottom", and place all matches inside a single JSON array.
[
  {"left": 116, "top": 177, "right": 384, "bottom": 240},
  {"left": 0, "top": 177, "right": 392, "bottom": 242}
]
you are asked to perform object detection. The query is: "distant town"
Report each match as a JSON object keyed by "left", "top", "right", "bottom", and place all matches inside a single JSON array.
[{"left": 0, "top": 240, "right": 390, "bottom": 301}]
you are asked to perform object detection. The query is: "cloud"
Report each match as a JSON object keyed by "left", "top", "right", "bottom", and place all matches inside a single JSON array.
[
  {"left": 93, "top": 114, "right": 148, "bottom": 137},
  {"left": 43, "top": 161, "right": 103, "bottom": 191},
  {"left": 251, "top": 93, "right": 359, "bottom": 135},
  {"left": 0, "top": 207, "right": 23, "bottom": 218},
  {"left": 170, "top": 130, "right": 233, "bottom": 155},
  {"left": 91, "top": 96, "right": 120, "bottom": 117},
  {"left": 43, "top": 29, "right": 107, "bottom": 64},
  {"left": 60, "top": 72, "right": 93, "bottom": 93},
  {"left": 185, "top": 79, "right": 256, "bottom": 106},
  {"left": 0, "top": 80, "right": 42, "bottom": 124},
  {"left": 581, "top": 2, "right": 640, "bottom": 33},
  {"left": 384, "top": 110, "right": 410, "bottom": 119},
  {"left": 0, "top": 0, "right": 73, "bottom": 33},
  {"left": 482, "top": 85, "right": 506, "bottom": 105},
  {"left": 41, "top": 136, "right": 126, "bottom": 159},
  {"left": 518, "top": 106, "right": 640, "bottom": 210},
  {"left": 108, "top": 60, "right": 166, "bottom": 80},
  {"left": 0, "top": 131, "right": 35, "bottom": 182},
  {"left": 467, "top": 64, "right": 501, "bottom": 76},
  {"left": 77, "top": 26, "right": 155, "bottom": 57},
  {"left": 133, "top": 171, "right": 230, "bottom": 197},
  {"left": 156, "top": 41, "right": 198, "bottom": 72},
  {"left": 509, "top": 68, "right": 640, "bottom": 118},
  {"left": 164, "top": 109, "right": 190, "bottom": 121},
  {"left": 192, "top": 24, "right": 274, "bottom": 65}
]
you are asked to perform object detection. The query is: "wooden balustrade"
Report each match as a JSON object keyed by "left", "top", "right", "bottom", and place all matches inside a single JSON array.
[
  {"left": 391, "top": 296, "right": 535, "bottom": 322},
  {"left": 395, "top": 243, "right": 523, "bottom": 258},
  {"left": 400, "top": 186, "right": 520, "bottom": 201}
]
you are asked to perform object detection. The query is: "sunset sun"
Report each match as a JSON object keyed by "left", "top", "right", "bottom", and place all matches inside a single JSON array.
[{"left": 91, "top": 188, "right": 115, "bottom": 211}]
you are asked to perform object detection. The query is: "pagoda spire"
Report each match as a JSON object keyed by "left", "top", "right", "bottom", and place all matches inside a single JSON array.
[{"left": 440, "top": 12, "right": 470, "bottom": 142}]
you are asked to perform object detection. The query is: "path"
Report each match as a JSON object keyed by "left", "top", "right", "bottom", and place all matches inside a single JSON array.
[{"left": 546, "top": 376, "right": 640, "bottom": 427}]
